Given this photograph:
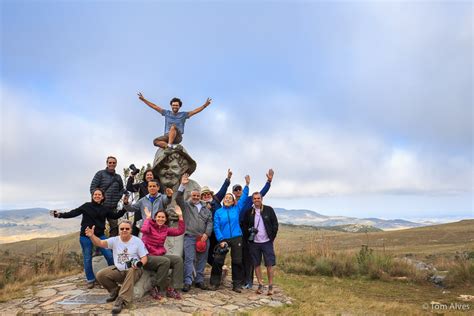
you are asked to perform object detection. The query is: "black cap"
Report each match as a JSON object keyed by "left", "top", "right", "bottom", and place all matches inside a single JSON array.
[{"left": 232, "top": 184, "right": 242, "bottom": 191}]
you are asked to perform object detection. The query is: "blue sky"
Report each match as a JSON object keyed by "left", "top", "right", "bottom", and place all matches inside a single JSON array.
[{"left": 1, "top": 1, "right": 472, "bottom": 220}]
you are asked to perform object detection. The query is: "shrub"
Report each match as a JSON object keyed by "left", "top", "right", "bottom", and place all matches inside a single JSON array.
[{"left": 444, "top": 258, "right": 474, "bottom": 288}]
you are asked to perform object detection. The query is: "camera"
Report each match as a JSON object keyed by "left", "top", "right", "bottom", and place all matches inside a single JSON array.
[
  {"left": 215, "top": 243, "right": 229, "bottom": 255},
  {"left": 125, "top": 258, "right": 143, "bottom": 269},
  {"left": 248, "top": 227, "right": 258, "bottom": 242},
  {"left": 213, "top": 243, "right": 230, "bottom": 265},
  {"left": 129, "top": 164, "right": 140, "bottom": 176}
]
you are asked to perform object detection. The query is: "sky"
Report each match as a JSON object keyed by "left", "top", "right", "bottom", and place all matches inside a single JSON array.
[{"left": 1, "top": 0, "right": 473, "bottom": 220}]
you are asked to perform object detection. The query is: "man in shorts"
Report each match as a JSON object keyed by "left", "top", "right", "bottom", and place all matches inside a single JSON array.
[
  {"left": 242, "top": 192, "right": 278, "bottom": 296},
  {"left": 137, "top": 92, "right": 212, "bottom": 149}
]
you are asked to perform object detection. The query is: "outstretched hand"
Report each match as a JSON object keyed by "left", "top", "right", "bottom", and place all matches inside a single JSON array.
[
  {"left": 204, "top": 97, "right": 212, "bottom": 106},
  {"left": 137, "top": 92, "right": 145, "bottom": 100},
  {"left": 266, "top": 168, "right": 274, "bottom": 182},
  {"left": 165, "top": 188, "right": 173, "bottom": 197},
  {"left": 144, "top": 207, "right": 151, "bottom": 219},
  {"left": 245, "top": 175, "right": 250, "bottom": 186},
  {"left": 174, "top": 205, "right": 183, "bottom": 217},
  {"left": 85, "top": 225, "right": 95, "bottom": 237},
  {"left": 227, "top": 169, "right": 232, "bottom": 180},
  {"left": 181, "top": 173, "right": 189, "bottom": 185}
]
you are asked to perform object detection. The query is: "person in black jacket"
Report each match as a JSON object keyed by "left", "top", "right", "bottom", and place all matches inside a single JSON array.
[
  {"left": 52, "top": 188, "right": 127, "bottom": 289},
  {"left": 242, "top": 192, "right": 278, "bottom": 296},
  {"left": 126, "top": 169, "right": 162, "bottom": 199},
  {"left": 90, "top": 156, "right": 125, "bottom": 237}
]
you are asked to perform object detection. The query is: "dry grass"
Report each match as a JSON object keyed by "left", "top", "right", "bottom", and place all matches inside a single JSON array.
[
  {"left": 0, "top": 269, "right": 81, "bottom": 302},
  {"left": 0, "top": 245, "right": 82, "bottom": 302}
]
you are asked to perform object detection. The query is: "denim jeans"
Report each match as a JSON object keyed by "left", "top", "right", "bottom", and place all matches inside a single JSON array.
[
  {"left": 183, "top": 235, "right": 209, "bottom": 285},
  {"left": 79, "top": 235, "right": 114, "bottom": 283}
]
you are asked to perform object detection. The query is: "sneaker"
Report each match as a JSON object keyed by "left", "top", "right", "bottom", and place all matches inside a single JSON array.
[
  {"left": 182, "top": 284, "right": 191, "bottom": 292},
  {"left": 166, "top": 288, "right": 182, "bottom": 300},
  {"left": 267, "top": 284, "right": 273, "bottom": 296},
  {"left": 256, "top": 284, "right": 264, "bottom": 295},
  {"left": 195, "top": 282, "right": 208, "bottom": 290},
  {"left": 150, "top": 286, "right": 163, "bottom": 301},
  {"left": 242, "top": 283, "right": 252, "bottom": 289},
  {"left": 106, "top": 288, "right": 119, "bottom": 302},
  {"left": 111, "top": 297, "right": 125, "bottom": 314},
  {"left": 87, "top": 281, "right": 95, "bottom": 289},
  {"left": 174, "top": 144, "right": 183, "bottom": 151}
]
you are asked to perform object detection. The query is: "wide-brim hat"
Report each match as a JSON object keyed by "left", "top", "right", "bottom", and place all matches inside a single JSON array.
[{"left": 200, "top": 186, "right": 214, "bottom": 196}]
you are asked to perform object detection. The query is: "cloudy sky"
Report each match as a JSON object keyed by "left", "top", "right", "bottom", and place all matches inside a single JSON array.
[{"left": 1, "top": 1, "right": 472, "bottom": 220}]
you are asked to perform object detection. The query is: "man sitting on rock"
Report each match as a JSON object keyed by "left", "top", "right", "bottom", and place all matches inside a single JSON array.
[
  {"left": 85, "top": 219, "right": 148, "bottom": 314},
  {"left": 137, "top": 92, "right": 212, "bottom": 149},
  {"left": 176, "top": 173, "right": 213, "bottom": 292}
]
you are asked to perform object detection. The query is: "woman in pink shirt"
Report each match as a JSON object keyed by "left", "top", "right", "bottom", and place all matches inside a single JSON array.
[{"left": 141, "top": 205, "right": 185, "bottom": 300}]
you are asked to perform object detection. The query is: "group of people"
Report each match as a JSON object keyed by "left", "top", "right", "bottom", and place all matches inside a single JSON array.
[{"left": 52, "top": 94, "right": 279, "bottom": 314}]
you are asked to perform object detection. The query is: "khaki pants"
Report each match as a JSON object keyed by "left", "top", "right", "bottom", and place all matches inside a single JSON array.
[
  {"left": 145, "top": 255, "right": 183, "bottom": 290},
  {"left": 96, "top": 265, "right": 143, "bottom": 304}
]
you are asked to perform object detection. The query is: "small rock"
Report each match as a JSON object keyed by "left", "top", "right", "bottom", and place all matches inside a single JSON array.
[
  {"left": 459, "top": 295, "right": 474, "bottom": 301},
  {"left": 268, "top": 301, "right": 284, "bottom": 308},
  {"left": 222, "top": 304, "right": 239, "bottom": 311},
  {"left": 35, "top": 288, "right": 57, "bottom": 298}
]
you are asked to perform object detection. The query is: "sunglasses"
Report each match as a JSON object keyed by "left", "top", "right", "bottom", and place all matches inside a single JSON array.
[
  {"left": 233, "top": 188, "right": 242, "bottom": 192},
  {"left": 120, "top": 227, "right": 130, "bottom": 231}
]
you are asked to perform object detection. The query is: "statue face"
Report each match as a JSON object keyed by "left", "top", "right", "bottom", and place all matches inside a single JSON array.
[{"left": 158, "top": 158, "right": 188, "bottom": 188}]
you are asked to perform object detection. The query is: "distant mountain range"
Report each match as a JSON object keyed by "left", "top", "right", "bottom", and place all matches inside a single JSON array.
[
  {"left": 0, "top": 207, "right": 445, "bottom": 244},
  {"left": 274, "top": 208, "right": 424, "bottom": 230},
  {"left": 0, "top": 208, "right": 80, "bottom": 243}
]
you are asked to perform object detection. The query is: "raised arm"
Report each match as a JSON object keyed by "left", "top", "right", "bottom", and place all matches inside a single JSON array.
[
  {"left": 126, "top": 175, "right": 139, "bottom": 193},
  {"left": 215, "top": 169, "right": 232, "bottom": 202},
  {"left": 85, "top": 225, "right": 108, "bottom": 248},
  {"left": 176, "top": 174, "right": 188, "bottom": 211},
  {"left": 260, "top": 168, "right": 274, "bottom": 197},
  {"left": 187, "top": 97, "right": 212, "bottom": 118},
  {"left": 236, "top": 175, "right": 250, "bottom": 214},
  {"left": 167, "top": 205, "right": 185, "bottom": 236},
  {"left": 138, "top": 92, "right": 164, "bottom": 114}
]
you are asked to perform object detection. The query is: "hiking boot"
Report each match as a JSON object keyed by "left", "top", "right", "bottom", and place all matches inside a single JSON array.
[
  {"left": 111, "top": 297, "right": 125, "bottom": 314},
  {"left": 106, "top": 288, "right": 119, "bottom": 302},
  {"left": 195, "top": 282, "right": 208, "bottom": 290},
  {"left": 174, "top": 144, "right": 183, "bottom": 151},
  {"left": 256, "top": 284, "right": 264, "bottom": 294},
  {"left": 232, "top": 286, "right": 242, "bottom": 293},
  {"left": 267, "top": 284, "right": 273, "bottom": 296},
  {"left": 166, "top": 288, "right": 182, "bottom": 300},
  {"left": 182, "top": 284, "right": 191, "bottom": 292}
]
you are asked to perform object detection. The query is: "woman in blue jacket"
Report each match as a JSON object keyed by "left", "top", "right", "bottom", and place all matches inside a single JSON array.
[{"left": 210, "top": 175, "right": 250, "bottom": 292}]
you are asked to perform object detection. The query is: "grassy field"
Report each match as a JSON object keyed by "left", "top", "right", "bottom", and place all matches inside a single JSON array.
[{"left": 0, "top": 220, "right": 473, "bottom": 313}]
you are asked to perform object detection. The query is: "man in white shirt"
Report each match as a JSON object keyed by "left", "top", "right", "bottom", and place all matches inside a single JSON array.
[{"left": 85, "top": 219, "right": 148, "bottom": 314}]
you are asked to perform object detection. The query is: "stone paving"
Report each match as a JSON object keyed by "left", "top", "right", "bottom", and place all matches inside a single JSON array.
[{"left": 0, "top": 271, "right": 292, "bottom": 315}]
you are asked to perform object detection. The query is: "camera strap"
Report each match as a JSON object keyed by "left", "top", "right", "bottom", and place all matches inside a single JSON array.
[{"left": 102, "top": 175, "right": 120, "bottom": 193}]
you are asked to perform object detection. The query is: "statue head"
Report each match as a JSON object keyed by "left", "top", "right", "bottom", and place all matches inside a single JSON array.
[{"left": 153, "top": 149, "right": 196, "bottom": 190}]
